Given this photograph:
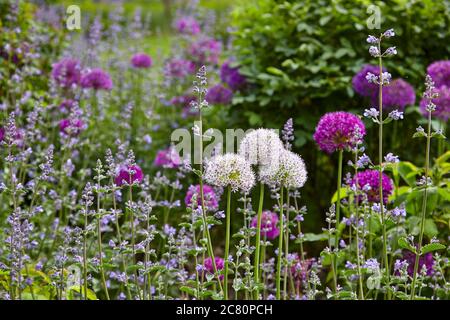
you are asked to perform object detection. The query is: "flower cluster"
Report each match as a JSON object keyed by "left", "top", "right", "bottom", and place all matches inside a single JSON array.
[{"left": 313, "top": 112, "right": 366, "bottom": 154}]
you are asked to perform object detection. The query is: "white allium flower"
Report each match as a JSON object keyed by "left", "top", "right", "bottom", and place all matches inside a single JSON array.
[
  {"left": 238, "top": 128, "right": 284, "bottom": 171},
  {"left": 204, "top": 153, "right": 255, "bottom": 193},
  {"left": 259, "top": 149, "right": 307, "bottom": 189}
]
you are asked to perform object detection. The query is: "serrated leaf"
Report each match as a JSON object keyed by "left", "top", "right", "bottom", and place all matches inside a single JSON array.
[
  {"left": 398, "top": 237, "right": 416, "bottom": 253},
  {"left": 421, "top": 243, "right": 446, "bottom": 255}
]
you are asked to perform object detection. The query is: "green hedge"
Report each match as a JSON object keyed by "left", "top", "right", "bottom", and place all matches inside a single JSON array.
[{"left": 229, "top": 0, "right": 450, "bottom": 146}]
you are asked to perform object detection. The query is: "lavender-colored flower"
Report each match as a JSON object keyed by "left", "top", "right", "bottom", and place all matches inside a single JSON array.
[
  {"left": 419, "top": 85, "right": 450, "bottom": 122},
  {"left": 154, "top": 147, "right": 181, "bottom": 169},
  {"left": 80, "top": 68, "right": 113, "bottom": 90},
  {"left": 59, "top": 99, "right": 77, "bottom": 113},
  {"left": 114, "top": 164, "right": 143, "bottom": 186},
  {"left": 51, "top": 58, "right": 82, "bottom": 88},
  {"left": 131, "top": 53, "right": 152, "bottom": 68},
  {"left": 188, "top": 37, "right": 221, "bottom": 65},
  {"left": 352, "top": 64, "right": 385, "bottom": 97},
  {"left": 352, "top": 169, "right": 394, "bottom": 204},
  {"left": 164, "top": 58, "right": 196, "bottom": 79},
  {"left": 184, "top": 184, "right": 219, "bottom": 211},
  {"left": 175, "top": 16, "right": 201, "bottom": 35},
  {"left": 383, "top": 29, "right": 395, "bottom": 38},
  {"left": 0, "top": 127, "right": 4, "bottom": 142},
  {"left": 427, "top": 60, "right": 450, "bottom": 88},
  {"left": 170, "top": 94, "right": 197, "bottom": 108},
  {"left": 59, "top": 118, "right": 84, "bottom": 136},
  {"left": 402, "top": 250, "right": 434, "bottom": 276},
  {"left": 204, "top": 257, "right": 224, "bottom": 280},
  {"left": 205, "top": 84, "right": 233, "bottom": 105},
  {"left": 313, "top": 112, "right": 366, "bottom": 154},
  {"left": 220, "top": 61, "right": 246, "bottom": 91},
  {"left": 370, "top": 78, "right": 416, "bottom": 111},
  {"left": 250, "top": 210, "right": 279, "bottom": 240}
]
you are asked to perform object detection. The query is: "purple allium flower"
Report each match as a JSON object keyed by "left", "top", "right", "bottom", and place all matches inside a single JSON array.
[
  {"left": 220, "top": 61, "right": 246, "bottom": 91},
  {"left": 205, "top": 84, "right": 233, "bottom": 105},
  {"left": 188, "top": 37, "right": 221, "bottom": 65},
  {"left": 427, "top": 60, "right": 450, "bottom": 88},
  {"left": 352, "top": 169, "right": 394, "bottom": 204},
  {"left": 184, "top": 184, "right": 219, "bottom": 211},
  {"left": 419, "top": 85, "right": 450, "bottom": 122},
  {"left": 370, "top": 78, "right": 416, "bottom": 112},
  {"left": 250, "top": 210, "right": 280, "bottom": 240},
  {"left": 154, "top": 147, "right": 181, "bottom": 169},
  {"left": 59, "top": 99, "right": 76, "bottom": 112},
  {"left": 165, "top": 58, "right": 196, "bottom": 78},
  {"left": 131, "top": 53, "right": 152, "bottom": 68},
  {"left": 402, "top": 250, "right": 434, "bottom": 276},
  {"left": 204, "top": 257, "right": 224, "bottom": 280},
  {"left": 59, "top": 118, "right": 84, "bottom": 136},
  {"left": 51, "top": 58, "right": 82, "bottom": 88},
  {"left": 81, "top": 68, "right": 113, "bottom": 90},
  {"left": 313, "top": 112, "right": 366, "bottom": 154},
  {"left": 114, "top": 164, "right": 143, "bottom": 186},
  {"left": 174, "top": 16, "right": 201, "bottom": 35},
  {"left": 352, "top": 64, "right": 385, "bottom": 97}
]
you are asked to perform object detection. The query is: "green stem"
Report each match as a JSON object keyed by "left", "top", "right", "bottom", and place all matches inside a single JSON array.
[
  {"left": 253, "top": 183, "right": 264, "bottom": 299},
  {"left": 276, "top": 184, "right": 284, "bottom": 300},
  {"left": 332, "top": 149, "right": 343, "bottom": 293},
  {"left": 283, "top": 188, "right": 290, "bottom": 299},
  {"left": 378, "top": 44, "right": 391, "bottom": 299},
  {"left": 224, "top": 186, "right": 232, "bottom": 300},
  {"left": 410, "top": 107, "right": 432, "bottom": 299}
]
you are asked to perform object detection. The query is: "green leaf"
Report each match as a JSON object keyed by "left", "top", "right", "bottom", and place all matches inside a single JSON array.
[
  {"left": 300, "top": 233, "right": 328, "bottom": 242},
  {"left": 421, "top": 243, "right": 446, "bottom": 255},
  {"left": 398, "top": 237, "right": 416, "bottom": 254},
  {"left": 180, "top": 286, "right": 197, "bottom": 297},
  {"left": 424, "top": 219, "right": 438, "bottom": 238},
  {"left": 331, "top": 187, "right": 348, "bottom": 203}
]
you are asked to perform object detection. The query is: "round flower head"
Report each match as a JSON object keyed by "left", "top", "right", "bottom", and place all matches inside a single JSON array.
[
  {"left": 220, "top": 61, "right": 246, "bottom": 91},
  {"left": 427, "top": 60, "right": 450, "bottom": 88},
  {"left": 204, "top": 153, "right": 255, "bottom": 193},
  {"left": 371, "top": 78, "right": 416, "bottom": 112},
  {"left": 81, "top": 68, "right": 113, "bottom": 90},
  {"left": 419, "top": 85, "right": 450, "bottom": 122},
  {"left": 188, "top": 37, "right": 221, "bottom": 65},
  {"left": 165, "top": 58, "right": 196, "bottom": 79},
  {"left": 204, "top": 257, "right": 224, "bottom": 279},
  {"left": 259, "top": 149, "right": 307, "bottom": 189},
  {"left": 352, "top": 169, "right": 393, "bottom": 204},
  {"left": 352, "top": 64, "right": 385, "bottom": 97},
  {"left": 114, "top": 164, "right": 143, "bottom": 186},
  {"left": 59, "top": 118, "right": 84, "bottom": 136},
  {"left": 175, "top": 16, "right": 201, "bottom": 35},
  {"left": 154, "top": 147, "right": 181, "bottom": 169},
  {"left": 402, "top": 250, "right": 434, "bottom": 276},
  {"left": 238, "top": 128, "right": 284, "bottom": 171},
  {"left": 51, "top": 58, "right": 82, "bottom": 88},
  {"left": 184, "top": 184, "right": 219, "bottom": 211},
  {"left": 250, "top": 210, "right": 279, "bottom": 240},
  {"left": 313, "top": 111, "right": 366, "bottom": 154},
  {"left": 205, "top": 84, "right": 233, "bottom": 105},
  {"left": 131, "top": 53, "right": 152, "bottom": 68}
]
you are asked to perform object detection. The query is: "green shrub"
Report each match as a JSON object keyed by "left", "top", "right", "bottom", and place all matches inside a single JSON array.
[{"left": 230, "top": 0, "right": 450, "bottom": 145}]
